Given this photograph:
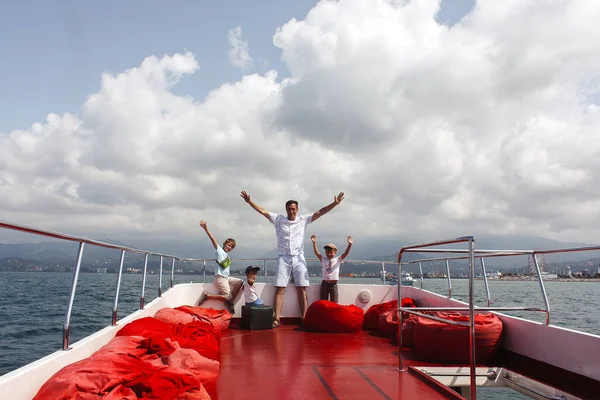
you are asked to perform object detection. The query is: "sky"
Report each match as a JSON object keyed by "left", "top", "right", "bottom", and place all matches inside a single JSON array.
[{"left": 1, "top": 0, "right": 600, "bottom": 257}]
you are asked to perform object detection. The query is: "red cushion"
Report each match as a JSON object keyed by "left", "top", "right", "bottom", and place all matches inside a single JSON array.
[
  {"left": 304, "top": 300, "right": 364, "bottom": 333},
  {"left": 176, "top": 306, "right": 233, "bottom": 332},
  {"left": 413, "top": 312, "right": 503, "bottom": 363}
]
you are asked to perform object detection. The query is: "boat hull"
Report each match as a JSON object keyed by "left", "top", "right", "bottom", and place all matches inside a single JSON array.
[{"left": 2, "top": 282, "right": 600, "bottom": 399}]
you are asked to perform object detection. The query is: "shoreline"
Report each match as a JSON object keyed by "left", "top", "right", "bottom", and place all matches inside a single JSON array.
[{"left": 476, "top": 277, "right": 600, "bottom": 282}]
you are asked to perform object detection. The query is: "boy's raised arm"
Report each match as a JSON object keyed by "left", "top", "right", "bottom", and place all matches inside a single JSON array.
[
  {"left": 311, "top": 235, "right": 322, "bottom": 261},
  {"left": 311, "top": 192, "right": 345, "bottom": 223},
  {"left": 241, "top": 191, "right": 271, "bottom": 221},
  {"left": 341, "top": 236, "right": 353, "bottom": 260},
  {"left": 199, "top": 220, "right": 219, "bottom": 250}
]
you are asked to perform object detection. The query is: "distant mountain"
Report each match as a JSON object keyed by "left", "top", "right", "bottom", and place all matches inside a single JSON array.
[
  {"left": 1, "top": 234, "right": 598, "bottom": 274},
  {"left": 375, "top": 234, "right": 600, "bottom": 274},
  {"left": 0, "top": 240, "right": 129, "bottom": 262}
]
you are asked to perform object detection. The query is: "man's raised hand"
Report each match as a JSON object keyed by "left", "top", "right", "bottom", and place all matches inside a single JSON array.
[
  {"left": 311, "top": 234, "right": 317, "bottom": 243},
  {"left": 347, "top": 235, "right": 353, "bottom": 245},
  {"left": 240, "top": 191, "right": 251, "bottom": 203},
  {"left": 199, "top": 220, "right": 208, "bottom": 230},
  {"left": 334, "top": 192, "right": 345, "bottom": 205}
]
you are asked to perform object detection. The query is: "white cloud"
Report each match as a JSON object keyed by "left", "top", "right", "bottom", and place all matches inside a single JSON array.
[
  {"left": 227, "top": 26, "right": 253, "bottom": 70},
  {"left": 3, "top": 0, "right": 600, "bottom": 256}
]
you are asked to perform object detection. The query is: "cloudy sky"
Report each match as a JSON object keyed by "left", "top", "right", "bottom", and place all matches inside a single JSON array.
[{"left": 1, "top": 0, "right": 600, "bottom": 257}]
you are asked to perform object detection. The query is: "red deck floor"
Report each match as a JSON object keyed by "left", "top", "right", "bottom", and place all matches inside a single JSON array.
[{"left": 217, "top": 322, "right": 459, "bottom": 400}]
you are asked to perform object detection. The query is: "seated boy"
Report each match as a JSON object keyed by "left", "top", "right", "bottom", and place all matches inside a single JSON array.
[
  {"left": 311, "top": 234, "right": 353, "bottom": 303},
  {"left": 198, "top": 220, "right": 243, "bottom": 313},
  {"left": 243, "top": 265, "right": 263, "bottom": 307}
]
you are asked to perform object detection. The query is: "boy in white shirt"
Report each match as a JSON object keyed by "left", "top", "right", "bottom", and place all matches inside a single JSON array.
[
  {"left": 197, "top": 220, "right": 243, "bottom": 313},
  {"left": 311, "top": 234, "right": 353, "bottom": 303},
  {"left": 243, "top": 265, "right": 263, "bottom": 307}
]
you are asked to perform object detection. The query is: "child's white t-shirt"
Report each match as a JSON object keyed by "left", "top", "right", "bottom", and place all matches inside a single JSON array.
[
  {"left": 243, "top": 280, "right": 260, "bottom": 303},
  {"left": 321, "top": 256, "right": 342, "bottom": 281}
]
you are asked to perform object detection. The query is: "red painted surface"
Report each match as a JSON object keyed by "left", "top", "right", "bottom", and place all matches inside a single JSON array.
[{"left": 218, "top": 322, "right": 455, "bottom": 400}]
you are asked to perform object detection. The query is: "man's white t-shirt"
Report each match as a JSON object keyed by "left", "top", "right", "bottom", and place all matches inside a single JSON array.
[
  {"left": 214, "top": 245, "right": 231, "bottom": 278},
  {"left": 321, "top": 256, "right": 342, "bottom": 281},
  {"left": 268, "top": 213, "right": 313, "bottom": 256}
]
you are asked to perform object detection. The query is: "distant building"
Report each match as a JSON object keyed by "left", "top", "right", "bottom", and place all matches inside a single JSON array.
[
  {"left": 486, "top": 271, "right": 502, "bottom": 279},
  {"left": 582, "top": 269, "right": 591, "bottom": 277},
  {"left": 541, "top": 272, "right": 558, "bottom": 280}
]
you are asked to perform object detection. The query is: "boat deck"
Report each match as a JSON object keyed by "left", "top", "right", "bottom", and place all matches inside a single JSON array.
[{"left": 218, "top": 321, "right": 460, "bottom": 400}]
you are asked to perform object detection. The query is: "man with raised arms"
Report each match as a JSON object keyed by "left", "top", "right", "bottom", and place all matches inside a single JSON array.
[{"left": 240, "top": 191, "right": 345, "bottom": 327}]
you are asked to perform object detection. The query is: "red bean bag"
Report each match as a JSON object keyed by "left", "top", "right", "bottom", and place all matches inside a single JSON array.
[
  {"left": 363, "top": 300, "right": 397, "bottom": 330},
  {"left": 399, "top": 317, "right": 416, "bottom": 348},
  {"left": 175, "top": 321, "right": 221, "bottom": 362},
  {"left": 176, "top": 306, "right": 233, "bottom": 332},
  {"left": 176, "top": 389, "right": 212, "bottom": 400},
  {"left": 92, "top": 335, "right": 158, "bottom": 360},
  {"left": 166, "top": 348, "right": 220, "bottom": 400},
  {"left": 33, "top": 351, "right": 209, "bottom": 400},
  {"left": 116, "top": 317, "right": 221, "bottom": 361},
  {"left": 378, "top": 309, "right": 398, "bottom": 337},
  {"left": 363, "top": 298, "right": 416, "bottom": 331},
  {"left": 376, "top": 309, "right": 417, "bottom": 348},
  {"left": 304, "top": 300, "right": 364, "bottom": 333},
  {"left": 413, "top": 312, "right": 503, "bottom": 364},
  {"left": 90, "top": 335, "right": 182, "bottom": 367},
  {"left": 401, "top": 297, "right": 417, "bottom": 308},
  {"left": 117, "top": 317, "right": 183, "bottom": 338},
  {"left": 104, "top": 326, "right": 218, "bottom": 398},
  {"left": 155, "top": 308, "right": 199, "bottom": 325}
]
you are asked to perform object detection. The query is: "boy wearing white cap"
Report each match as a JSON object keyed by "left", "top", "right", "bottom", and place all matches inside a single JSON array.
[{"left": 310, "top": 234, "right": 353, "bottom": 303}]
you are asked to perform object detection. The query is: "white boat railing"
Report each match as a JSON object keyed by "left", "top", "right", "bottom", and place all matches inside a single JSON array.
[
  {"left": 397, "top": 236, "right": 478, "bottom": 400},
  {"left": 406, "top": 250, "right": 534, "bottom": 311},
  {"left": 397, "top": 239, "right": 600, "bottom": 400},
  {"left": 0, "top": 219, "right": 399, "bottom": 351},
  {"left": 0, "top": 219, "right": 189, "bottom": 350}
]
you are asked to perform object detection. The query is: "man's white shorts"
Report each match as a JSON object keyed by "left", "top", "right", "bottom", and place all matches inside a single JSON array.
[{"left": 275, "top": 254, "right": 310, "bottom": 287}]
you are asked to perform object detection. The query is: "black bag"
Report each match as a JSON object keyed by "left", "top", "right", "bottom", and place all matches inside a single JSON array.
[{"left": 241, "top": 305, "right": 273, "bottom": 330}]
